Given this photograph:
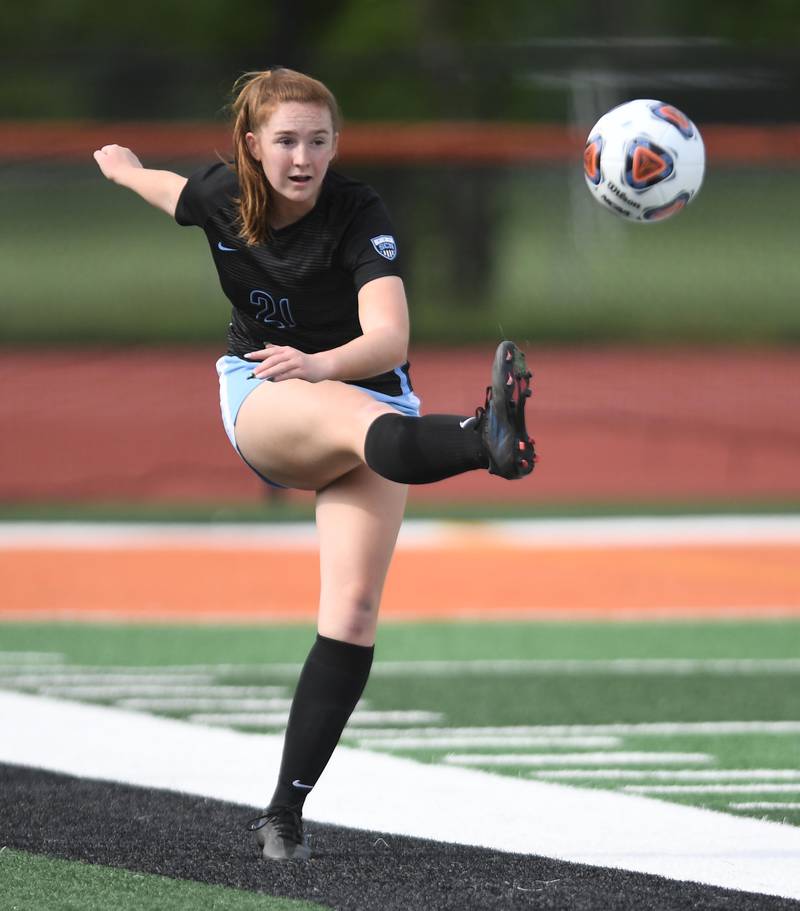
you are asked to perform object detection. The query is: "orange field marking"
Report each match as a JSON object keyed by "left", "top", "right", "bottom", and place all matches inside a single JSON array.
[{"left": 2, "top": 544, "right": 799, "bottom": 622}]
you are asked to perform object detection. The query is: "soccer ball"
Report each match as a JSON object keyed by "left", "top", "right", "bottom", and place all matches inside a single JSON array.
[{"left": 583, "top": 99, "right": 705, "bottom": 223}]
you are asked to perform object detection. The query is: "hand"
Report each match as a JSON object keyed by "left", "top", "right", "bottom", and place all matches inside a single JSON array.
[
  {"left": 244, "top": 345, "right": 331, "bottom": 383},
  {"left": 93, "top": 144, "right": 144, "bottom": 183}
]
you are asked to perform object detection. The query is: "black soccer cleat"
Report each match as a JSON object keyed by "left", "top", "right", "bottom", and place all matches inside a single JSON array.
[
  {"left": 247, "top": 806, "right": 311, "bottom": 861},
  {"left": 475, "top": 340, "right": 536, "bottom": 479}
]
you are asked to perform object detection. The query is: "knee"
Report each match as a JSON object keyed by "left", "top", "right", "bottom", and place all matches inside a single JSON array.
[{"left": 323, "top": 588, "right": 380, "bottom": 644}]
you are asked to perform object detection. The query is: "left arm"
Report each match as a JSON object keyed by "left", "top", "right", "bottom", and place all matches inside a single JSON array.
[{"left": 244, "top": 276, "right": 409, "bottom": 382}]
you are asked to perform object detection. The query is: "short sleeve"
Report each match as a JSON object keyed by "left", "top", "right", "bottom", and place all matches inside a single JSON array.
[
  {"left": 339, "top": 193, "right": 403, "bottom": 291},
  {"left": 175, "top": 161, "right": 237, "bottom": 227}
]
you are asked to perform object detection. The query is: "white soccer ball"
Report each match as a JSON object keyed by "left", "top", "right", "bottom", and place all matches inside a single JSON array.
[{"left": 583, "top": 98, "right": 705, "bottom": 223}]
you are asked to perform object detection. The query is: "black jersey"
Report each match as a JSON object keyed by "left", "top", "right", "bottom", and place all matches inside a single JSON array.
[{"left": 175, "top": 162, "right": 413, "bottom": 397}]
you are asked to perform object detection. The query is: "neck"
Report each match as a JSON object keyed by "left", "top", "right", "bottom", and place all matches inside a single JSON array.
[{"left": 269, "top": 193, "right": 318, "bottom": 230}]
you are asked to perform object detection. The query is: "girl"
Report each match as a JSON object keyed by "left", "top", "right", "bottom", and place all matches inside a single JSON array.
[{"left": 94, "top": 67, "right": 535, "bottom": 861}]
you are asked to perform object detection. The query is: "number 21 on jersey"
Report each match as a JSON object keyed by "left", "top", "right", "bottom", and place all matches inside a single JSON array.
[{"left": 250, "top": 290, "right": 296, "bottom": 329}]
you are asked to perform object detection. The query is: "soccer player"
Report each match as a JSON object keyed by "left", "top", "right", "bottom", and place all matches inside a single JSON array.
[{"left": 93, "top": 67, "right": 535, "bottom": 861}]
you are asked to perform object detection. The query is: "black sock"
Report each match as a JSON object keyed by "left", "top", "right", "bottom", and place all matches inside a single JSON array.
[
  {"left": 269, "top": 634, "right": 374, "bottom": 812},
  {"left": 364, "top": 413, "right": 489, "bottom": 484}
]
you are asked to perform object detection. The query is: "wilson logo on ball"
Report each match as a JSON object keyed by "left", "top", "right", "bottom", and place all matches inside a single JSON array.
[
  {"left": 583, "top": 136, "right": 603, "bottom": 185},
  {"left": 624, "top": 138, "right": 674, "bottom": 190},
  {"left": 650, "top": 103, "right": 695, "bottom": 139}
]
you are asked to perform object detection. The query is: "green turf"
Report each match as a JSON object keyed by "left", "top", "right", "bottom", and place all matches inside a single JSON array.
[
  {"left": 2, "top": 620, "right": 798, "bottom": 827},
  {"left": 2, "top": 499, "right": 800, "bottom": 522},
  {"left": 0, "top": 848, "right": 329, "bottom": 911},
  {"left": 2, "top": 619, "right": 799, "bottom": 665},
  {"left": 359, "top": 672, "right": 800, "bottom": 725},
  {"left": 3, "top": 165, "right": 799, "bottom": 345}
]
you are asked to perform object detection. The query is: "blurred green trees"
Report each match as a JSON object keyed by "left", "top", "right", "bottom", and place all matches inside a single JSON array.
[{"left": 2, "top": 1, "right": 798, "bottom": 120}]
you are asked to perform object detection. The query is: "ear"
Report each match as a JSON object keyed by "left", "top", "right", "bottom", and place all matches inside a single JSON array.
[
  {"left": 331, "top": 132, "right": 340, "bottom": 160},
  {"left": 245, "top": 131, "right": 261, "bottom": 162}
]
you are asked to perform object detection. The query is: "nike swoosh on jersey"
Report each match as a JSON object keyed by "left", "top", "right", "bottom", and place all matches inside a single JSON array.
[
  {"left": 217, "top": 242, "right": 237, "bottom": 252},
  {"left": 292, "top": 780, "right": 314, "bottom": 790},
  {"left": 459, "top": 416, "right": 477, "bottom": 429}
]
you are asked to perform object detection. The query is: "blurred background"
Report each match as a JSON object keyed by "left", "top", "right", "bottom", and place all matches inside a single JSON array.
[{"left": 2, "top": 0, "right": 799, "bottom": 517}]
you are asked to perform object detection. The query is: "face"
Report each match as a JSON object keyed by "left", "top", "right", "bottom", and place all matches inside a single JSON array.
[{"left": 246, "top": 101, "right": 338, "bottom": 224}]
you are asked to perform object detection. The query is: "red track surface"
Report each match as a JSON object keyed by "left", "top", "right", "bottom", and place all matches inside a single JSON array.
[
  {"left": 3, "top": 122, "right": 800, "bottom": 165},
  {"left": 2, "top": 347, "right": 800, "bottom": 505}
]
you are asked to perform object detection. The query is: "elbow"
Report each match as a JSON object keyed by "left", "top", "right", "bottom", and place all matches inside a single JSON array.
[{"left": 391, "top": 332, "right": 409, "bottom": 367}]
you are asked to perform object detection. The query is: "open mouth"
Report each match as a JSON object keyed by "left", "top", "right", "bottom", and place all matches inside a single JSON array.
[{"left": 288, "top": 175, "right": 313, "bottom": 184}]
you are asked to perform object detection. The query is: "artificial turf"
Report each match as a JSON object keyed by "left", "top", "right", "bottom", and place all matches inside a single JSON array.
[
  {"left": 2, "top": 618, "right": 799, "bottom": 665},
  {"left": 0, "top": 847, "right": 328, "bottom": 911},
  {"left": 3, "top": 764, "right": 797, "bottom": 911},
  {"left": 2, "top": 620, "right": 798, "bottom": 828}
]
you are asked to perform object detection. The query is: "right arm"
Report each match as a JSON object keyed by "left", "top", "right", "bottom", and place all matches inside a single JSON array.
[{"left": 93, "top": 144, "right": 187, "bottom": 218}]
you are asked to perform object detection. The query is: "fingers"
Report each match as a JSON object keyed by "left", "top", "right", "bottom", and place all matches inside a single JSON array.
[
  {"left": 243, "top": 344, "right": 275, "bottom": 363},
  {"left": 247, "top": 346, "right": 306, "bottom": 381},
  {"left": 95, "top": 143, "right": 130, "bottom": 155},
  {"left": 92, "top": 144, "right": 123, "bottom": 177}
]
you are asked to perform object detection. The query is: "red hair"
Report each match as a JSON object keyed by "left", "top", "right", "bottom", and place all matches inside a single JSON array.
[{"left": 231, "top": 68, "right": 340, "bottom": 245}]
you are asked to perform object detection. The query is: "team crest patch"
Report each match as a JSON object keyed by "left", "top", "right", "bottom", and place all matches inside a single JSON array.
[{"left": 371, "top": 235, "right": 398, "bottom": 261}]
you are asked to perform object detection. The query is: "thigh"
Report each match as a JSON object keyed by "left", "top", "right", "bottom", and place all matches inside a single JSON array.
[
  {"left": 234, "top": 378, "right": 394, "bottom": 490},
  {"left": 315, "top": 463, "right": 408, "bottom": 646}
]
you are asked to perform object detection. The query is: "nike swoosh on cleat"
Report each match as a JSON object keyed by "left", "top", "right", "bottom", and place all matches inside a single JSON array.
[
  {"left": 292, "top": 780, "right": 313, "bottom": 790},
  {"left": 217, "top": 242, "right": 237, "bottom": 252},
  {"left": 459, "top": 417, "right": 476, "bottom": 429}
]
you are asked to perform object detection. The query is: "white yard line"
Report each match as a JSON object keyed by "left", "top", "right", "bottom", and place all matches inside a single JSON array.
[
  {"left": 625, "top": 784, "right": 800, "bottom": 794},
  {"left": 360, "top": 735, "right": 621, "bottom": 750},
  {"left": 0, "top": 663, "right": 290, "bottom": 676},
  {"left": 534, "top": 769, "right": 800, "bottom": 781},
  {"left": 35, "top": 685, "right": 287, "bottom": 699},
  {"left": 0, "top": 652, "right": 64, "bottom": 663},
  {"left": 3, "top": 515, "right": 800, "bottom": 549},
  {"left": 189, "top": 712, "right": 290, "bottom": 726},
  {"left": 351, "top": 721, "right": 800, "bottom": 737},
  {"left": 5, "top": 658, "right": 800, "bottom": 678},
  {"left": 445, "top": 752, "right": 712, "bottom": 767},
  {"left": 2, "top": 691, "right": 799, "bottom": 901},
  {"left": 730, "top": 802, "right": 800, "bottom": 810},
  {"left": 368, "top": 658, "right": 800, "bottom": 675},
  {"left": 189, "top": 709, "right": 443, "bottom": 727},
  {"left": 117, "top": 698, "right": 293, "bottom": 711},
  {"left": 0, "top": 673, "right": 216, "bottom": 686}
]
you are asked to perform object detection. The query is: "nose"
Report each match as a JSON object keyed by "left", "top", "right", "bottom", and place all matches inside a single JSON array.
[{"left": 293, "top": 142, "right": 311, "bottom": 167}]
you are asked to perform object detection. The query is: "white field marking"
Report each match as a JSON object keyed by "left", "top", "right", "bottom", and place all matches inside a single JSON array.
[
  {"left": 0, "top": 673, "right": 216, "bottom": 687},
  {"left": 118, "top": 697, "right": 294, "bottom": 711},
  {"left": 0, "top": 652, "right": 64, "bottom": 663},
  {"left": 5, "top": 607, "right": 800, "bottom": 624},
  {"left": 730, "top": 803, "right": 800, "bottom": 810},
  {"left": 3, "top": 692, "right": 800, "bottom": 900},
  {"left": 189, "top": 712, "right": 290, "bottom": 727},
  {"left": 367, "top": 658, "right": 800, "bottom": 675},
  {"left": 625, "top": 784, "right": 800, "bottom": 794},
  {"left": 36, "top": 685, "right": 287, "bottom": 699},
  {"left": 0, "top": 663, "right": 295, "bottom": 676},
  {"left": 189, "top": 709, "right": 443, "bottom": 727},
  {"left": 349, "top": 721, "right": 800, "bottom": 738},
  {"left": 358, "top": 735, "right": 621, "bottom": 750},
  {"left": 0, "top": 521, "right": 320, "bottom": 551},
  {"left": 3, "top": 515, "right": 800, "bottom": 550},
  {"left": 3, "top": 658, "right": 800, "bottom": 679},
  {"left": 446, "top": 752, "right": 712, "bottom": 767},
  {"left": 534, "top": 769, "right": 800, "bottom": 781}
]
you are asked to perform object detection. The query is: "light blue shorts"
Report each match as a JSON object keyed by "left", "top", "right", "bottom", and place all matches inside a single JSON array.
[{"left": 216, "top": 355, "right": 421, "bottom": 487}]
